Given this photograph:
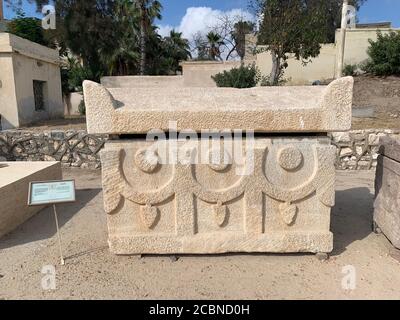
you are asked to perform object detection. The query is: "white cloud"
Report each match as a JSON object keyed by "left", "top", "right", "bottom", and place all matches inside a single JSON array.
[
  {"left": 157, "top": 24, "right": 174, "bottom": 37},
  {"left": 157, "top": 7, "right": 254, "bottom": 59},
  {"left": 160, "top": 7, "right": 254, "bottom": 40}
]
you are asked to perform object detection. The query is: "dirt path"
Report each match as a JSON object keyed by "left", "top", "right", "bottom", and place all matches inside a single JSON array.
[{"left": 0, "top": 169, "right": 399, "bottom": 300}]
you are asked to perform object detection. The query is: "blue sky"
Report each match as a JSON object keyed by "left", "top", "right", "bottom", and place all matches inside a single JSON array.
[{"left": 3, "top": 0, "right": 400, "bottom": 28}]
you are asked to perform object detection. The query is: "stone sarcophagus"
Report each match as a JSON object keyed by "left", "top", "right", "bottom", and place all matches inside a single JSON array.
[
  {"left": 83, "top": 77, "right": 353, "bottom": 255},
  {"left": 374, "top": 137, "right": 400, "bottom": 249}
]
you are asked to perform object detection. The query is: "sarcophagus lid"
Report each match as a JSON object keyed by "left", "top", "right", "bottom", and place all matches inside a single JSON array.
[{"left": 83, "top": 77, "right": 353, "bottom": 135}]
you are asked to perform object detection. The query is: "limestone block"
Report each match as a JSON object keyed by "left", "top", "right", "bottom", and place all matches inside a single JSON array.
[
  {"left": 0, "top": 162, "right": 62, "bottom": 238},
  {"left": 100, "top": 137, "right": 336, "bottom": 255},
  {"left": 374, "top": 152, "right": 400, "bottom": 249},
  {"left": 379, "top": 136, "right": 400, "bottom": 163},
  {"left": 83, "top": 77, "right": 354, "bottom": 134}
]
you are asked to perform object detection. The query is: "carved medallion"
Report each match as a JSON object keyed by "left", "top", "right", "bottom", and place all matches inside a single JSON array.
[
  {"left": 278, "top": 147, "right": 303, "bottom": 171},
  {"left": 140, "top": 204, "right": 160, "bottom": 229},
  {"left": 208, "top": 148, "right": 232, "bottom": 172},
  {"left": 135, "top": 148, "right": 160, "bottom": 173}
]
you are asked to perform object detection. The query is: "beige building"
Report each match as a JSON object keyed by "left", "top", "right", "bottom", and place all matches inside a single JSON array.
[
  {"left": 247, "top": 26, "right": 400, "bottom": 85},
  {"left": 0, "top": 33, "right": 63, "bottom": 130},
  {"left": 178, "top": 25, "right": 398, "bottom": 87}
]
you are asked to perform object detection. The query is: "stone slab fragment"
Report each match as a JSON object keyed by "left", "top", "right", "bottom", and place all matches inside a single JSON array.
[
  {"left": 84, "top": 77, "right": 354, "bottom": 134},
  {"left": 100, "top": 137, "right": 336, "bottom": 255},
  {"left": 0, "top": 162, "right": 62, "bottom": 238},
  {"left": 374, "top": 155, "right": 400, "bottom": 249},
  {"left": 379, "top": 136, "right": 400, "bottom": 163}
]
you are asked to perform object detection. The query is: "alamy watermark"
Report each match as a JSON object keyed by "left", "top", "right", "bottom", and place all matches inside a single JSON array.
[
  {"left": 42, "top": 5, "right": 56, "bottom": 30},
  {"left": 141, "top": 121, "right": 255, "bottom": 176},
  {"left": 41, "top": 265, "right": 56, "bottom": 290},
  {"left": 341, "top": 265, "right": 357, "bottom": 291}
]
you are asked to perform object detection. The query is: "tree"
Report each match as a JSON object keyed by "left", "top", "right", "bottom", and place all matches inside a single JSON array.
[
  {"left": 206, "top": 32, "right": 225, "bottom": 61},
  {"left": 99, "top": 0, "right": 140, "bottom": 75},
  {"left": 251, "top": 0, "right": 367, "bottom": 43},
  {"left": 362, "top": 31, "right": 400, "bottom": 76},
  {"left": 8, "top": 0, "right": 189, "bottom": 80},
  {"left": 232, "top": 21, "right": 255, "bottom": 60},
  {"left": 192, "top": 32, "right": 210, "bottom": 61},
  {"left": 162, "top": 30, "right": 191, "bottom": 74},
  {"left": 318, "top": 0, "right": 367, "bottom": 43},
  {"left": 7, "top": 11, "right": 48, "bottom": 46},
  {"left": 134, "top": 0, "right": 162, "bottom": 75},
  {"left": 257, "top": 0, "right": 327, "bottom": 85}
]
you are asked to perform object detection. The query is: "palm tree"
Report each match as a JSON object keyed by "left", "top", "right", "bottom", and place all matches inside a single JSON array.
[
  {"left": 231, "top": 21, "right": 255, "bottom": 61},
  {"left": 134, "top": 0, "right": 162, "bottom": 75},
  {"left": 162, "top": 30, "right": 191, "bottom": 74},
  {"left": 99, "top": 0, "right": 140, "bottom": 75},
  {"left": 206, "top": 32, "right": 224, "bottom": 61},
  {"left": 165, "top": 31, "right": 191, "bottom": 59}
]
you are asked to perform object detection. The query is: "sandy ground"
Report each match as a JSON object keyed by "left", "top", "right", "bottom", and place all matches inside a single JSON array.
[
  {"left": 352, "top": 75, "right": 400, "bottom": 130},
  {"left": 0, "top": 168, "right": 400, "bottom": 300}
]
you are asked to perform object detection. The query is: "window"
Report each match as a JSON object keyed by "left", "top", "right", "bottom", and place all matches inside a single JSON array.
[{"left": 33, "top": 80, "right": 46, "bottom": 111}]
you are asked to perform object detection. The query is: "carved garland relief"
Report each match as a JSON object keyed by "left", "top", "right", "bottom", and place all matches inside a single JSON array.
[{"left": 101, "top": 144, "right": 335, "bottom": 231}]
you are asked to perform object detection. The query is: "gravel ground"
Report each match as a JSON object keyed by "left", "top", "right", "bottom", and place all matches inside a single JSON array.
[{"left": 0, "top": 168, "right": 399, "bottom": 300}]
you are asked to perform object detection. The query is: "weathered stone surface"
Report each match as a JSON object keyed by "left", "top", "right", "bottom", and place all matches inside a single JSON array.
[
  {"left": 379, "top": 136, "right": 400, "bottom": 163},
  {"left": 100, "top": 137, "right": 335, "bottom": 254},
  {"left": 83, "top": 77, "right": 354, "bottom": 134},
  {"left": 0, "top": 130, "right": 107, "bottom": 169},
  {"left": 0, "top": 162, "right": 62, "bottom": 238},
  {"left": 374, "top": 140, "right": 400, "bottom": 249}
]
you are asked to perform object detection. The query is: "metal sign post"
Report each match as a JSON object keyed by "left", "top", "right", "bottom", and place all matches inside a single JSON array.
[
  {"left": 28, "top": 180, "right": 76, "bottom": 266},
  {"left": 53, "top": 204, "right": 65, "bottom": 265}
]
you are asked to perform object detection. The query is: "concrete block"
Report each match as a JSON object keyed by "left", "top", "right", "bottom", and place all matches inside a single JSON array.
[{"left": 0, "top": 162, "right": 62, "bottom": 238}]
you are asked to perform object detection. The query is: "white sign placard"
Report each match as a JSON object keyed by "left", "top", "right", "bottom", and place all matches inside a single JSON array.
[{"left": 28, "top": 180, "right": 76, "bottom": 206}]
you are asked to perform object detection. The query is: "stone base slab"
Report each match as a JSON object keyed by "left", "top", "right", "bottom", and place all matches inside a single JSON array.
[
  {"left": 109, "top": 232, "right": 333, "bottom": 255},
  {"left": 101, "top": 137, "right": 336, "bottom": 255},
  {"left": 0, "top": 161, "right": 62, "bottom": 238}
]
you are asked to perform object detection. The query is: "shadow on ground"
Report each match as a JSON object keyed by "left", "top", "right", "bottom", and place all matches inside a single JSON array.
[
  {"left": 331, "top": 187, "right": 374, "bottom": 256},
  {"left": 0, "top": 185, "right": 376, "bottom": 257},
  {"left": 0, "top": 188, "right": 101, "bottom": 250}
]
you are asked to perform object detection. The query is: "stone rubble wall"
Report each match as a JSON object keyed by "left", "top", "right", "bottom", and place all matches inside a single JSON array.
[
  {"left": 0, "top": 130, "right": 107, "bottom": 169},
  {"left": 0, "top": 129, "right": 398, "bottom": 170},
  {"left": 330, "top": 129, "right": 400, "bottom": 170}
]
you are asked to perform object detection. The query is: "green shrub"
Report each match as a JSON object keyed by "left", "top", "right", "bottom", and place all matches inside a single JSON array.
[
  {"left": 343, "top": 64, "right": 358, "bottom": 76},
  {"left": 61, "top": 57, "right": 102, "bottom": 96},
  {"left": 362, "top": 31, "right": 400, "bottom": 76},
  {"left": 260, "top": 75, "right": 288, "bottom": 86},
  {"left": 7, "top": 12, "right": 48, "bottom": 46},
  {"left": 212, "top": 64, "right": 261, "bottom": 88},
  {"left": 78, "top": 100, "right": 86, "bottom": 116}
]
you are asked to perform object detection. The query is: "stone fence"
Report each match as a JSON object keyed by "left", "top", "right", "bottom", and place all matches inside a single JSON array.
[
  {"left": 0, "top": 129, "right": 398, "bottom": 170},
  {"left": 0, "top": 130, "right": 107, "bottom": 169},
  {"left": 330, "top": 129, "right": 400, "bottom": 170}
]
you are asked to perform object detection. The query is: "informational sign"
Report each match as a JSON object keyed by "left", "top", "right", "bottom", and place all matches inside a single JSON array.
[{"left": 28, "top": 180, "right": 75, "bottom": 206}]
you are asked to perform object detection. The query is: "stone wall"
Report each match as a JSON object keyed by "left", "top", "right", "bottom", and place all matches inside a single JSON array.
[
  {"left": 0, "top": 130, "right": 107, "bottom": 169},
  {"left": 0, "top": 129, "right": 398, "bottom": 170},
  {"left": 330, "top": 129, "right": 400, "bottom": 170}
]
